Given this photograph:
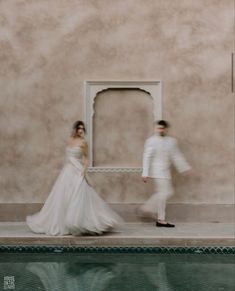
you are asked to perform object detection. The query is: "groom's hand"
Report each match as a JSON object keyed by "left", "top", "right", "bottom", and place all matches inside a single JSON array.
[{"left": 142, "top": 176, "right": 148, "bottom": 183}]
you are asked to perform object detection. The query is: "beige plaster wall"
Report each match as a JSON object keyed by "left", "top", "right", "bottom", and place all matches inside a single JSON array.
[{"left": 0, "top": 0, "right": 234, "bottom": 204}]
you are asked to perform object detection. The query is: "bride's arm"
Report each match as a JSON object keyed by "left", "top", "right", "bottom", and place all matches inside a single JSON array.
[{"left": 82, "top": 141, "right": 89, "bottom": 176}]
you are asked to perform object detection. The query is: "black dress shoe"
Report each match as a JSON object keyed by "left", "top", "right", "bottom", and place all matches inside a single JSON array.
[{"left": 156, "top": 222, "right": 175, "bottom": 227}]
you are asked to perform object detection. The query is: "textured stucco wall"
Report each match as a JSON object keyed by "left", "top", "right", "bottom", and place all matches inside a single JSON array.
[{"left": 0, "top": 0, "right": 234, "bottom": 204}]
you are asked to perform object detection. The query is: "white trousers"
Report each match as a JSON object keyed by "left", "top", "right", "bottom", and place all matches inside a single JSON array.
[{"left": 141, "top": 178, "right": 174, "bottom": 220}]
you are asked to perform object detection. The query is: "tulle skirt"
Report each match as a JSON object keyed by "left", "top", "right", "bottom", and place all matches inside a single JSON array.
[{"left": 26, "top": 158, "right": 122, "bottom": 236}]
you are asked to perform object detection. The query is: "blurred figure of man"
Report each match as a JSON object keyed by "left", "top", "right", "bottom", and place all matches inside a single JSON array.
[{"left": 141, "top": 120, "right": 192, "bottom": 227}]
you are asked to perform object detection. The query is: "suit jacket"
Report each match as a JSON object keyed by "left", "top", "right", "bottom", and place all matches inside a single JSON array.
[{"left": 142, "top": 135, "right": 191, "bottom": 179}]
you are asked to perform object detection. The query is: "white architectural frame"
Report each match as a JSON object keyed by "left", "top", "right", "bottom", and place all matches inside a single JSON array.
[{"left": 85, "top": 81, "right": 162, "bottom": 172}]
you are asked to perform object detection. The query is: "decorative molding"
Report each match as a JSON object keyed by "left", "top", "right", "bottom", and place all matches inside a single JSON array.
[{"left": 84, "top": 81, "right": 162, "bottom": 167}]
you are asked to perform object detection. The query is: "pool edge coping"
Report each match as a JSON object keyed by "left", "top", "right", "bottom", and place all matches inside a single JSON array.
[{"left": 0, "top": 245, "right": 234, "bottom": 254}]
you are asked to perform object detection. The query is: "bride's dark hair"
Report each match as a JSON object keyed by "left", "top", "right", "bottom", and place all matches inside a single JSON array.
[{"left": 71, "top": 120, "right": 86, "bottom": 137}]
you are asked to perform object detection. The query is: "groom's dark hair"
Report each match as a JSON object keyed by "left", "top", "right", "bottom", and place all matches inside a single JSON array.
[{"left": 156, "top": 120, "right": 170, "bottom": 128}]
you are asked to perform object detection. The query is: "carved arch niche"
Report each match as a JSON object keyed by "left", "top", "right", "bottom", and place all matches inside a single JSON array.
[{"left": 85, "top": 81, "right": 162, "bottom": 172}]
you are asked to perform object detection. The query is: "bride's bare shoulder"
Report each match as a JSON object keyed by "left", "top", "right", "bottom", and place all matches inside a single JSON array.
[
  {"left": 67, "top": 137, "right": 82, "bottom": 147},
  {"left": 80, "top": 138, "right": 88, "bottom": 148}
]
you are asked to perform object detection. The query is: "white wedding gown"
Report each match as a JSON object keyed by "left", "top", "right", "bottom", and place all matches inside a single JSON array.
[{"left": 26, "top": 146, "right": 122, "bottom": 236}]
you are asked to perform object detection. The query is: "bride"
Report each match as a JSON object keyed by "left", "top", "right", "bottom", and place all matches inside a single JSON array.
[{"left": 26, "top": 120, "right": 122, "bottom": 236}]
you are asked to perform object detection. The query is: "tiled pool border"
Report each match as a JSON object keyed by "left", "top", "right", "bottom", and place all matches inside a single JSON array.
[{"left": 0, "top": 246, "right": 234, "bottom": 254}]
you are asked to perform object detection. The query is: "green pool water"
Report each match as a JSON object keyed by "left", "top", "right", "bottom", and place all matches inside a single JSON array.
[{"left": 0, "top": 253, "right": 234, "bottom": 291}]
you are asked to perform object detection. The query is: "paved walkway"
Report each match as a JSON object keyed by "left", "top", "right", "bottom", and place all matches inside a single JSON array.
[{"left": 0, "top": 222, "right": 234, "bottom": 247}]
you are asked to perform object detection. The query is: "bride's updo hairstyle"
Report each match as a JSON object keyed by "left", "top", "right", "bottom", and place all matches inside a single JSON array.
[{"left": 71, "top": 120, "right": 86, "bottom": 137}]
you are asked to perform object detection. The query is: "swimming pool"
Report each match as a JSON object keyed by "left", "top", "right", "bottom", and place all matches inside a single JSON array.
[{"left": 0, "top": 247, "right": 234, "bottom": 291}]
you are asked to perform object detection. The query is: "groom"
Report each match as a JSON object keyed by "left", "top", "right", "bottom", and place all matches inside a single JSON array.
[{"left": 141, "top": 120, "right": 191, "bottom": 227}]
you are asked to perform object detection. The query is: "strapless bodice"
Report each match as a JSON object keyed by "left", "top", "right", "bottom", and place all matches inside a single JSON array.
[{"left": 66, "top": 146, "right": 83, "bottom": 160}]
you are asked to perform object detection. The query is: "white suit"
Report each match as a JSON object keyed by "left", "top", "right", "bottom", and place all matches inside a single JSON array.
[{"left": 141, "top": 134, "right": 191, "bottom": 220}]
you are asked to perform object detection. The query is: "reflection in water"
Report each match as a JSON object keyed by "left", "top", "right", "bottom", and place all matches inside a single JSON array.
[
  {"left": 26, "top": 260, "right": 174, "bottom": 290},
  {"left": 26, "top": 262, "right": 115, "bottom": 291},
  {"left": 143, "top": 263, "right": 173, "bottom": 291},
  {"left": 0, "top": 254, "right": 234, "bottom": 291}
]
